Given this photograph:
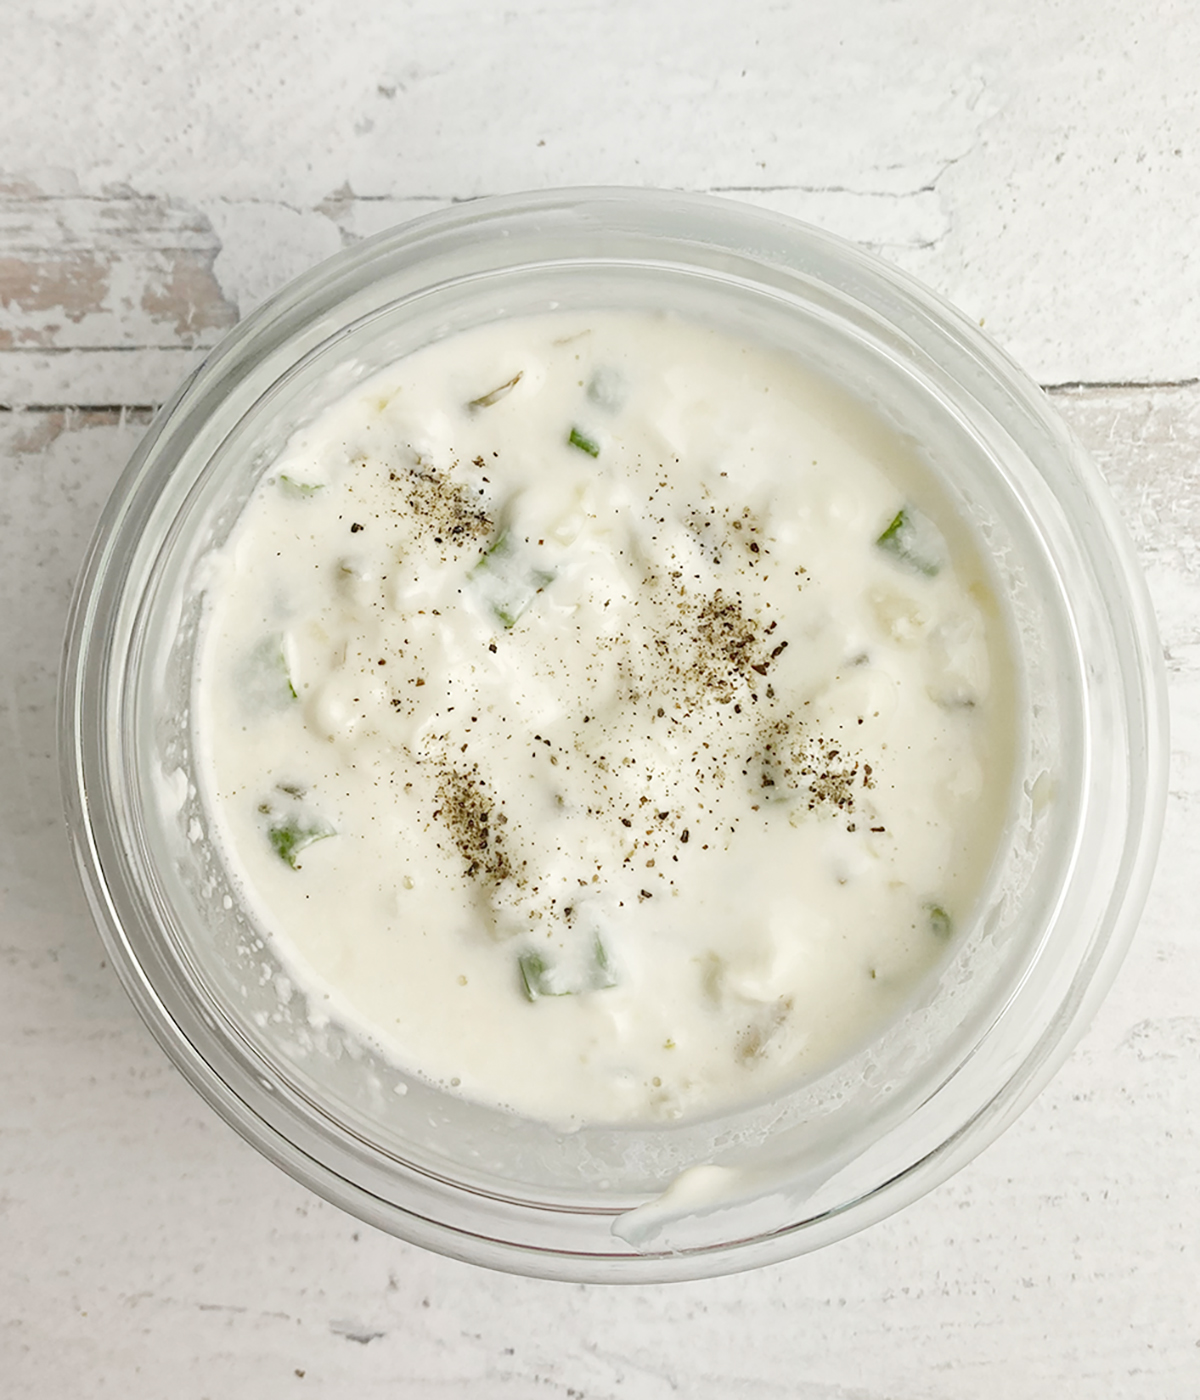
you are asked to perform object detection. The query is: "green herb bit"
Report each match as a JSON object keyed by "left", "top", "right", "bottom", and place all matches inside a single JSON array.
[
  {"left": 519, "top": 937, "right": 617, "bottom": 1001},
  {"left": 278, "top": 474, "right": 324, "bottom": 497},
  {"left": 467, "top": 371, "right": 523, "bottom": 411},
  {"left": 925, "top": 903, "right": 953, "bottom": 939},
  {"left": 472, "top": 531, "right": 555, "bottom": 629},
  {"left": 568, "top": 426, "right": 600, "bottom": 457},
  {"left": 241, "top": 633, "right": 298, "bottom": 709},
  {"left": 267, "top": 813, "right": 336, "bottom": 869},
  {"left": 586, "top": 366, "right": 625, "bottom": 413},
  {"left": 875, "top": 507, "right": 944, "bottom": 577},
  {"left": 518, "top": 950, "right": 553, "bottom": 1000}
]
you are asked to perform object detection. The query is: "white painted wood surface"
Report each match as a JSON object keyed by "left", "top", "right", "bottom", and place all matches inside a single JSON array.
[{"left": 2, "top": 3, "right": 1197, "bottom": 1395}]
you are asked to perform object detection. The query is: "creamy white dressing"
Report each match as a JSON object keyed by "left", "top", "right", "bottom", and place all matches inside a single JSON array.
[{"left": 195, "top": 311, "right": 1016, "bottom": 1125}]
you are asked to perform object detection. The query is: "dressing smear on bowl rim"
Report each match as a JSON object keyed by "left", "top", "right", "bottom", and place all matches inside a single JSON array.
[{"left": 195, "top": 311, "right": 1017, "bottom": 1125}]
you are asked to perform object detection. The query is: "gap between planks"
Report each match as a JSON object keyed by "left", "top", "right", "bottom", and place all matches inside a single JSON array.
[{"left": 5, "top": 382, "right": 1200, "bottom": 416}]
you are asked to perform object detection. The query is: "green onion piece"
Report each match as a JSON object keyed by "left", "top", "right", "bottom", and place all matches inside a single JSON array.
[
  {"left": 267, "top": 813, "right": 336, "bottom": 869},
  {"left": 518, "top": 950, "right": 553, "bottom": 1000},
  {"left": 568, "top": 426, "right": 600, "bottom": 457},
  {"left": 591, "top": 936, "right": 616, "bottom": 986},
  {"left": 925, "top": 903, "right": 953, "bottom": 939},
  {"left": 467, "top": 371, "right": 523, "bottom": 411},
  {"left": 519, "top": 937, "right": 617, "bottom": 1001},
  {"left": 586, "top": 367, "right": 625, "bottom": 412},
  {"left": 278, "top": 475, "right": 324, "bottom": 497},
  {"left": 472, "top": 532, "right": 555, "bottom": 629},
  {"left": 875, "top": 507, "right": 944, "bottom": 577},
  {"left": 242, "top": 633, "right": 298, "bottom": 709}
]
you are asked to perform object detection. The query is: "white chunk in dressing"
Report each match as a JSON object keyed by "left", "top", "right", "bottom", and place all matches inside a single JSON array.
[{"left": 195, "top": 312, "right": 1017, "bottom": 1125}]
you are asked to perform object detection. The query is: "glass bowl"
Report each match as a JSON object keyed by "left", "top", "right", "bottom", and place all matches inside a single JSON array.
[{"left": 59, "top": 188, "right": 1167, "bottom": 1282}]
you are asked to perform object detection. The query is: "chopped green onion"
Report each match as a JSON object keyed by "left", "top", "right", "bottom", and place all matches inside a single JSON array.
[
  {"left": 278, "top": 475, "right": 324, "bottom": 497},
  {"left": 267, "top": 812, "right": 336, "bottom": 869},
  {"left": 586, "top": 367, "right": 625, "bottom": 412},
  {"left": 241, "top": 633, "right": 298, "bottom": 710},
  {"left": 568, "top": 426, "right": 601, "bottom": 457},
  {"left": 467, "top": 371, "right": 523, "bottom": 411},
  {"left": 518, "top": 950, "right": 552, "bottom": 1000},
  {"left": 519, "top": 937, "right": 617, "bottom": 1001},
  {"left": 925, "top": 902, "right": 953, "bottom": 939},
  {"left": 875, "top": 507, "right": 944, "bottom": 577},
  {"left": 472, "top": 532, "right": 554, "bottom": 628}
]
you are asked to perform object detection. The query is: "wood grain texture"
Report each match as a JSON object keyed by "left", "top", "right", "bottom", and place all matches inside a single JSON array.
[
  {"left": 0, "top": 190, "right": 236, "bottom": 347},
  {"left": 4, "top": 1, "right": 1200, "bottom": 390}
]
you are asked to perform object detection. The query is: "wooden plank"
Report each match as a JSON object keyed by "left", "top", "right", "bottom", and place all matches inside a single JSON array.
[
  {"left": 5, "top": 179, "right": 1198, "bottom": 411},
  {"left": 0, "top": 188, "right": 236, "bottom": 363},
  {"left": 5, "top": 1, "right": 1200, "bottom": 386},
  {"left": 1053, "top": 384, "right": 1200, "bottom": 674},
  {"left": 0, "top": 346, "right": 204, "bottom": 410}
]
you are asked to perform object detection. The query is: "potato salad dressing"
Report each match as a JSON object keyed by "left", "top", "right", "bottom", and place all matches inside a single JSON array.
[{"left": 195, "top": 312, "right": 1016, "bottom": 1125}]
